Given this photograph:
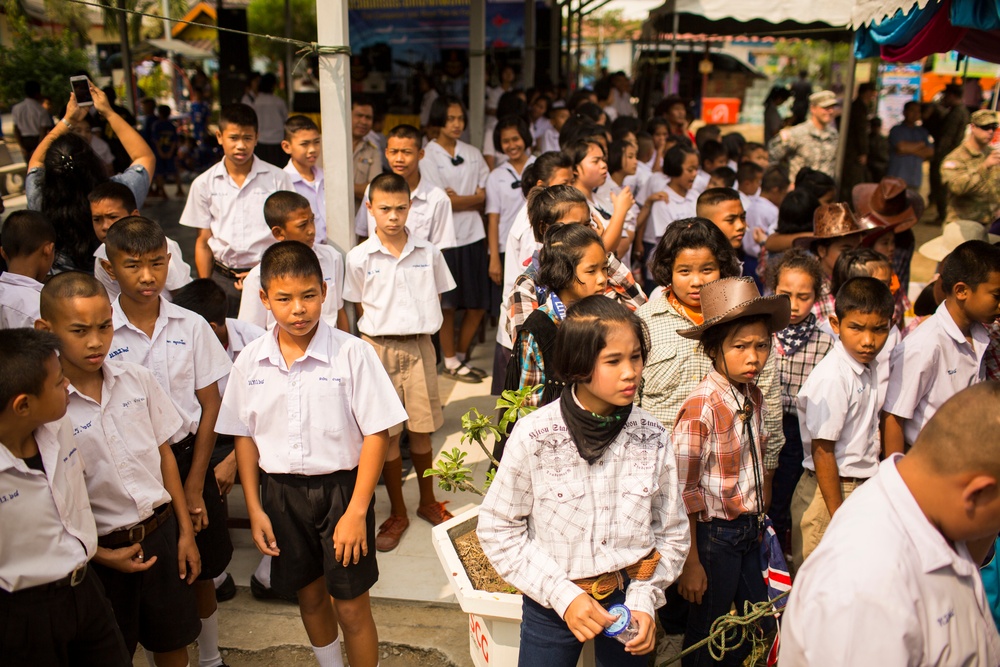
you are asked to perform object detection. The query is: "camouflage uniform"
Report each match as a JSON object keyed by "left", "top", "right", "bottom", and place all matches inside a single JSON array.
[
  {"left": 768, "top": 119, "right": 839, "bottom": 181},
  {"left": 941, "top": 142, "right": 1000, "bottom": 224}
]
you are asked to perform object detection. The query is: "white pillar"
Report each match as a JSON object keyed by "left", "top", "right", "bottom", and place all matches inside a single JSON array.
[
  {"left": 316, "top": 0, "right": 354, "bottom": 253},
  {"left": 469, "top": 0, "right": 487, "bottom": 147}
]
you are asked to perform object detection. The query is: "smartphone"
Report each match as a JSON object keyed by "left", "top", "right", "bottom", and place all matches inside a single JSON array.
[{"left": 70, "top": 76, "right": 93, "bottom": 107}]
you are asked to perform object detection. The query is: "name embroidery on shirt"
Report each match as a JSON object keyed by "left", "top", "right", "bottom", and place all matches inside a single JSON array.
[
  {"left": 0, "top": 489, "right": 20, "bottom": 504},
  {"left": 947, "top": 368, "right": 958, "bottom": 375},
  {"left": 247, "top": 379, "right": 265, "bottom": 386},
  {"left": 73, "top": 420, "right": 94, "bottom": 436},
  {"left": 165, "top": 339, "right": 187, "bottom": 346},
  {"left": 108, "top": 347, "right": 129, "bottom": 359},
  {"left": 121, "top": 397, "right": 147, "bottom": 409},
  {"left": 63, "top": 447, "right": 78, "bottom": 463},
  {"left": 317, "top": 377, "right": 343, "bottom": 384},
  {"left": 937, "top": 609, "right": 955, "bottom": 626}
]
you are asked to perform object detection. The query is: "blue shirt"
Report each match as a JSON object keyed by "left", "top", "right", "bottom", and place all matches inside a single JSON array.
[{"left": 887, "top": 123, "right": 931, "bottom": 189}]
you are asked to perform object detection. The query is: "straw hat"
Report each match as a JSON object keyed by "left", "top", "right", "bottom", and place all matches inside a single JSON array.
[
  {"left": 852, "top": 177, "right": 919, "bottom": 232},
  {"left": 793, "top": 203, "right": 866, "bottom": 249},
  {"left": 919, "top": 220, "right": 1000, "bottom": 262},
  {"left": 678, "top": 277, "right": 791, "bottom": 340}
]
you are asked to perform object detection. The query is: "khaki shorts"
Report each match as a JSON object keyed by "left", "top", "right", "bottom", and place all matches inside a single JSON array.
[
  {"left": 362, "top": 334, "right": 444, "bottom": 437},
  {"left": 790, "top": 470, "right": 864, "bottom": 574}
]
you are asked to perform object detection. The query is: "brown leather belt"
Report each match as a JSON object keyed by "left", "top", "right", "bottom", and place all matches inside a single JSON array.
[
  {"left": 805, "top": 469, "right": 870, "bottom": 485},
  {"left": 573, "top": 551, "right": 661, "bottom": 599},
  {"left": 98, "top": 504, "right": 173, "bottom": 548},
  {"left": 365, "top": 333, "right": 425, "bottom": 342}
]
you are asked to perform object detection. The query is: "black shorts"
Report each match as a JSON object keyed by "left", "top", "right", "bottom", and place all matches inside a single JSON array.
[
  {"left": 261, "top": 468, "right": 378, "bottom": 600},
  {"left": 0, "top": 566, "right": 131, "bottom": 667},
  {"left": 174, "top": 441, "right": 234, "bottom": 580},
  {"left": 441, "top": 241, "right": 492, "bottom": 311},
  {"left": 92, "top": 512, "right": 201, "bottom": 654}
]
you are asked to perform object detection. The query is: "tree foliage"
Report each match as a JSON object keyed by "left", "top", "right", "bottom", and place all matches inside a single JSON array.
[
  {"left": 246, "top": 0, "right": 317, "bottom": 70},
  {"left": 96, "top": 0, "right": 189, "bottom": 46}
]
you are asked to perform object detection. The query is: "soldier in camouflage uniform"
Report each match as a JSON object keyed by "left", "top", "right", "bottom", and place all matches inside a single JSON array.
[
  {"left": 930, "top": 84, "right": 970, "bottom": 222},
  {"left": 768, "top": 90, "right": 840, "bottom": 182},
  {"left": 941, "top": 109, "right": 1000, "bottom": 225}
]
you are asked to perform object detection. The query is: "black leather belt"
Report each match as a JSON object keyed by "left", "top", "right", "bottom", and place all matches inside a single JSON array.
[{"left": 213, "top": 261, "right": 253, "bottom": 281}]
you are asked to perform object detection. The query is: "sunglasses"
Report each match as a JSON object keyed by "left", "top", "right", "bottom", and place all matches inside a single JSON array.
[
  {"left": 451, "top": 155, "right": 465, "bottom": 166},
  {"left": 977, "top": 123, "right": 999, "bottom": 132}
]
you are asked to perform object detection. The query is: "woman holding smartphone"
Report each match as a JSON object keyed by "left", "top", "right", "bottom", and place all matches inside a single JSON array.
[{"left": 26, "top": 78, "right": 154, "bottom": 272}]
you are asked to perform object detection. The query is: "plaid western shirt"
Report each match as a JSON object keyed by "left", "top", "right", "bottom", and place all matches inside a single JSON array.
[
  {"left": 478, "top": 399, "right": 691, "bottom": 620},
  {"left": 673, "top": 370, "right": 768, "bottom": 521},
  {"left": 985, "top": 319, "right": 1000, "bottom": 382},
  {"left": 774, "top": 328, "right": 836, "bottom": 416},
  {"left": 812, "top": 278, "right": 836, "bottom": 323},
  {"left": 516, "top": 301, "right": 558, "bottom": 408},
  {"left": 637, "top": 294, "right": 786, "bottom": 468}
]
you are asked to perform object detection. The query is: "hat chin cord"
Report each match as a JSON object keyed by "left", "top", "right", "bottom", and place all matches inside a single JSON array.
[{"left": 719, "top": 352, "right": 767, "bottom": 532}]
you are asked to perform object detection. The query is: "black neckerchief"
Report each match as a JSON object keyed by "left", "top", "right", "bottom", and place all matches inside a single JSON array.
[{"left": 559, "top": 385, "right": 632, "bottom": 464}]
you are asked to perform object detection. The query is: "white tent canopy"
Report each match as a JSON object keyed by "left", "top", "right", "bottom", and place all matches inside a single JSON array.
[
  {"left": 664, "top": 0, "right": 852, "bottom": 26},
  {"left": 851, "top": 0, "right": 928, "bottom": 28}
]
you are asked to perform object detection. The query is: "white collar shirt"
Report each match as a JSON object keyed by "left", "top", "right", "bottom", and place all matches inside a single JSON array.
[
  {"left": 283, "top": 161, "right": 327, "bottom": 243},
  {"left": 238, "top": 243, "right": 344, "bottom": 331},
  {"left": 111, "top": 296, "right": 231, "bottom": 443},
  {"left": 420, "top": 140, "right": 489, "bottom": 246},
  {"left": 481, "top": 117, "right": 505, "bottom": 165},
  {"left": 532, "top": 116, "right": 552, "bottom": 144},
  {"left": 644, "top": 188, "right": 697, "bottom": 245},
  {"left": 356, "top": 178, "right": 458, "bottom": 250},
  {"left": 11, "top": 97, "right": 51, "bottom": 136},
  {"left": 638, "top": 171, "right": 670, "bottom": 208},
  {"left": 251, "top": 93, "right": 288, "bottom": 144},
  {"left": 780, "top": 455, "right": 1000, "bottom": 666},
  {"left": 884, "top": 301, "right": 989, "bottom": 445},
  {"left": 179, "top": 156, "right": 295, "bottom": 269},
  {"left": 343, "top": 233, "right": 455, "bottom": 336},
  {"left": 216, "top": 321, "right": 408, "bottom": 475},
  {"left": 743, "top": 197, "right": 778, "bottom": 257},
  {"left": 875, "top": 324, "right": 901, "bottom": 410},
  {"left": 611, "top": 88, "right": 637, "bottom": 118},
  {"left": 538, "top": 126, "right": 561, "bottom": 154},
  {"left": 497, "top": 205, "right": 535, "bottom": 348},
  {"left": 690, "top": 169, "right": 711, "bottom": 196},
  {"left": 796, "top": 341, "right": 881, "bottom": 478},
  {"left": 485, "top": 156, "right": 535, "bottom": 252},
  {"left": 93, "top": 238, "right": 192, "bottom": 302},
  {"left": 0, "top": 271, "right": 42, "bottom": 329},
  {"left": 219, "top": 317, "right": 266, "bottom": 396},
  {"left": 66, "top": 360, "right": 182, "bottom": 534},
  {"left": 624, "top": 162, "right": 651, "bottom": 206},
  {"left": 0, "top": 416, "right": 96, "bottom": 591}
]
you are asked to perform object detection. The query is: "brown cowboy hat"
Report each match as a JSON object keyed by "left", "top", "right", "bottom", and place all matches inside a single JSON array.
[
  {"left": 678, "top": 277, "right": 791, "bottom": 340},
  {"left": 851, "top": 177, "right": 919, "bottom": 232},
  {"left": 793, "top": 203, "right": 867, "bottom": 250}
]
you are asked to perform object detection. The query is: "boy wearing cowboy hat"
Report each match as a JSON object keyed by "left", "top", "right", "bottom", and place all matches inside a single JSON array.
[
  {"left": 672, "top": 277, "right": 790, "bottom": 665},
  {"left": 793, "top": 203, "right": 867, "bottom": 323}
]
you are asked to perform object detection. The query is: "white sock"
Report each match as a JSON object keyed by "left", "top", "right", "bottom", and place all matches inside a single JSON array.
[
  {"left": 254, "top": 555, "right": 272, "bottom": 588},
  {"left": 197, "top": 611, "right": 222, "bottom": 667},
  {"left": 143, "top": 648, "right": 156, "bottom": 667},
  {"left": 444, "top": 356, "right": 472, "bottom": 373},
  {"left": 311, "top": 638, "right": 344, "bottom": 667},
  {"left": 212, "top": 573, "right": 227, "bottom": 588}
]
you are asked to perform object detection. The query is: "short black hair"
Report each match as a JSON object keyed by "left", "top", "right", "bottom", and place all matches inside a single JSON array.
[
  {"left": 594, "top": 78, "right": 613, "bottom": 102},
  {"left": 369, "top": 172, "right": 410, "bottom": 199},
  {"left": 284, "top": 114, "right": 319, "bottom": 141},
  {"left": 831, "top": 246, "right": 891, "bottom": 296},
  {"left": 709, "top": 166, "right": 736, "bottom": 188},
  {"left": 742, "top": 141, "right": 766, "bottom": 160},
  {"left": 858, "top": 82, "right": 876, "bottom": 95},
  {"left": 695, "top": 125, "right": 721, "bottom": 151},
  {"left": 701, "top": 313, "right": 772, "bottom": 362},
  {"left": 493, "top": 115, "right": 532, "bottom": 155},
  {"left": 646, "top": 116, "right": 669, "bottom": 135},
  {"left": 24, "top": 80, "right": 41, "bottom": 98},
  {"left": 172, "top": 279, "right": 227, "bottom": 327},
  {"left": 387, "top": 123, "right": 423, "bottom": 145},
  {"left": 941, "top": 240, "right": 1000, "bottom": 293},
  {"left": 558, "top": 117, "right": 603, "bottom": 149},
  {"left": 650, "top": 217, "right": 741, "bottom": 288},
  {"left": 697, "top": 187, "right": 741, "bottom": 213},
  {"left": 520, "top": 151, "right": 573, "bottom": 197},
  {"left": 610, "top": 115, "right": 642, "bottom": 141},
  {"left": 526, "top": 184, "right": 588, "bottom": 242},
  {"left": 736, "top": 161, "right": 764, "bottom": 183},
  {"left": 219, "top": 103, "right": 258, "bottom": 132},
  {"left": 834, "top": 276, "right": 894, "bottom": 321},
  {"left": 263, "top": 191, "right": 312, "bottom": 230},
  {"left": 776, "top": 189, "right": 819, "bottom": 234},
  {"left": 699, "top": 140, "right": 726, "bottom": 168},
  {"left": 663, "top": 144, "right": 697, "bottom": 177},
  {"left": 574, "top": 102, "right": 605, "bottom": 124},
  {"left": 427, "top": 95, "right": 466, "bottom": 129},
  {"left": 104, "top": 216, "right": 167, "bottom": 258},
  {"left": 607, "top": 139, "right": 634, "bottom": 173},
  {"left": 722, "top": 133, "right": 746, "bottom": 161},
  {"left": 259, "top": 72, "right": 277, "bottom": 94},
  {"left": 0, "top": 329, "right": 62, "bottom": 411},
  {"left": 551, "top": 295, "right": 649, "bottom": 384},
  {"left": 259, "top": 241, "right": 323, "bottom": 292},
  {"left": 537, "top": 223, "right": 604, "bottom": 293},
  {"left": 795, "top": 167, "right": 836, "bottom": 201},
  {"left": 766, "top": 247, "right": 824, "bottom": 296},
  {"left": 567, "top": 138, "right": 606, "bottom": 172},
  {"left": 88, "top": 181, "right": 138, "bottom": 212},
  {"left": 761, "top": 165, "right": 790, "bottom": 193},
  {"left": 1, "top": 210, "right": 56, "bottom": 257},
  {"left": 352, "top": 93, "right": 374, "bottom": 110},
  {"left": 39, "top": 271, "right": 108, "bottom": 321},
  {"left": 567, "top": 89, "right": 596, "bottom": 111}
]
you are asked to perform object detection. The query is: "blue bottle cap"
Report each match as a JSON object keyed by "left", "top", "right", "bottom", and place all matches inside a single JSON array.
[{"left": 603, "top": 604, "right": 631, "bottom": 637}]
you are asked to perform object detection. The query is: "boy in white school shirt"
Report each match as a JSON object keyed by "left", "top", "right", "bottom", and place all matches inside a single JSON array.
[
  {"left": 780, "top": 382, "right": 1000, "bottom": 665},
  {"left": 791, "top": 277, "right": 894, "bottom": 571},
  {"left": 884, "top": 240, "right": 1000, "bottom": 455},
  {"left": 281, "top": 115, "right": 327, "bottom": 245},
  {"left": 0, "top": 329, "right": 132, "bottom": 667},
  {"left": 355, "top": 124, "right": 457, "bottom": 250},
  {"left": 239, "top": 191, "right": 349, "bottom": 332},
  {"left": 102, "top": 217, "right": 234, "bottom": 667},
  {"left": 35, "top": 274, "right": 201, "bottom": 666},
  {"left": 344, "top": 173, "right": 457, "bottom": 553},
  {"left": 0, "top": 211, "right": 55, "bottom": 329},
  {"left": 217, "top": 241, "right": 408, "bottom": 667},
  {"left": 180, "top": 103, "right": 295, "bottom": 315}
]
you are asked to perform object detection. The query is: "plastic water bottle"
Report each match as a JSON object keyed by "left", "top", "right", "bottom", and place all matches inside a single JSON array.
[{"left": 603, "top": 603, "right": 640, "bottom": 645}]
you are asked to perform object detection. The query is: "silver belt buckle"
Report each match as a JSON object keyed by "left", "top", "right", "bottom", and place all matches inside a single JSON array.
[
  {"left": 128, "top": 523, "right": 146, "bottom": 543},
  {"left": 69, "top": 563, "right": 87, "bottom": 587}
]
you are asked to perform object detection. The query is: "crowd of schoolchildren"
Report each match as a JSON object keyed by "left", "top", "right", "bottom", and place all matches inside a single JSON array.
[{"left": 3, "top": 74, "right": 1000, "bottom": 667}]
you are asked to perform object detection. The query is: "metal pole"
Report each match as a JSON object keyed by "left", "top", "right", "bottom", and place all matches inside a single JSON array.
[
  {"left": 564, "top": 1, "right": 573, "bottom": 89},
  {"left": 524, "top": 0, "right": 536, "bottom": 87},
  {"left": 316, "top": 0, "right": 354, "bottom": 252},
  {"left": 285, "top": 0, "right": 294, "bottom": 110},
  {"left": 117, "top": 0, "right": 135, "bottom": 114},
  {"left": 549, "top": 0, "right": 561, "bottom": 85},
  {"left": 833, "top": 35, "right": 856, "bottom": 196},
  {"left": 668, "top": 9, "right": 679, "bottom": 96},
  {"left": 469, "top": 0, "right": 487, "bottom": 147},
  {"left": 575, "top": 3, "right": 583, "bottom": 88}
]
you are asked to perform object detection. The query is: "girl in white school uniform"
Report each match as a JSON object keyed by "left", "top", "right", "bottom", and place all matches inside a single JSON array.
[
  {"left": 567, "top": 137, "right": 633, "bottom": 255},
  {"left": 421, "top": 95, "right": 492, "bottom": 382},
  {"left": 479, "top": 296, "right": 689, "bottom": 667}
]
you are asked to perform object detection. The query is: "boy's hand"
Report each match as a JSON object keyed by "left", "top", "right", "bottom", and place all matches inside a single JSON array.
[
  {"left": 590, "top": 212, "right": 606, "bottom": 237},
  {"left": 214, "top": 452, "right": 238, "bottom": 496},
  {"left": 563, "top": 593, "right": 616, "bottom": 643},
  {"left": 95, "top": 543, "right": 158, "bottom": 574},
  {"left": 234, "top": 271, "right": 248, "bottom": 292},
  {"left": 624, "top": 610, "right": 655, "bottom": 655},
  {"left": 185, "top": 486, "right": 208, "bottom": 533},
  {"left": 677, "top": 558, "right": 708, "bottom": 604},
  {"left": 250, "top": 509, "right": 281, "bottom": 557},
  {"left": 177, "top": 534, "right": 201, "bottom": 584},
  {"left": 333, "top": 509, "right": 368, "bottom": 567},
  {"left": 489, "top": 255, "right": 502, "bottom": 285}
]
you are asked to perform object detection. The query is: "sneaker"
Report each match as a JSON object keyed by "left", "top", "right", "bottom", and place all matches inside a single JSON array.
[
  {"left": 249, "top": 574, "right": 297, "bottom": 603},
  {"left": 214, "top": 572, "right": 236, "bottom": 602},
  {"left": 440, "top": 364, "right": 482, "bottom": 384},
  {"left": 376, "top": 514, "right": 410, "bottom": 552},
  {"left": 416, "top": 501, "right": 454, "bottom": 526}
]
